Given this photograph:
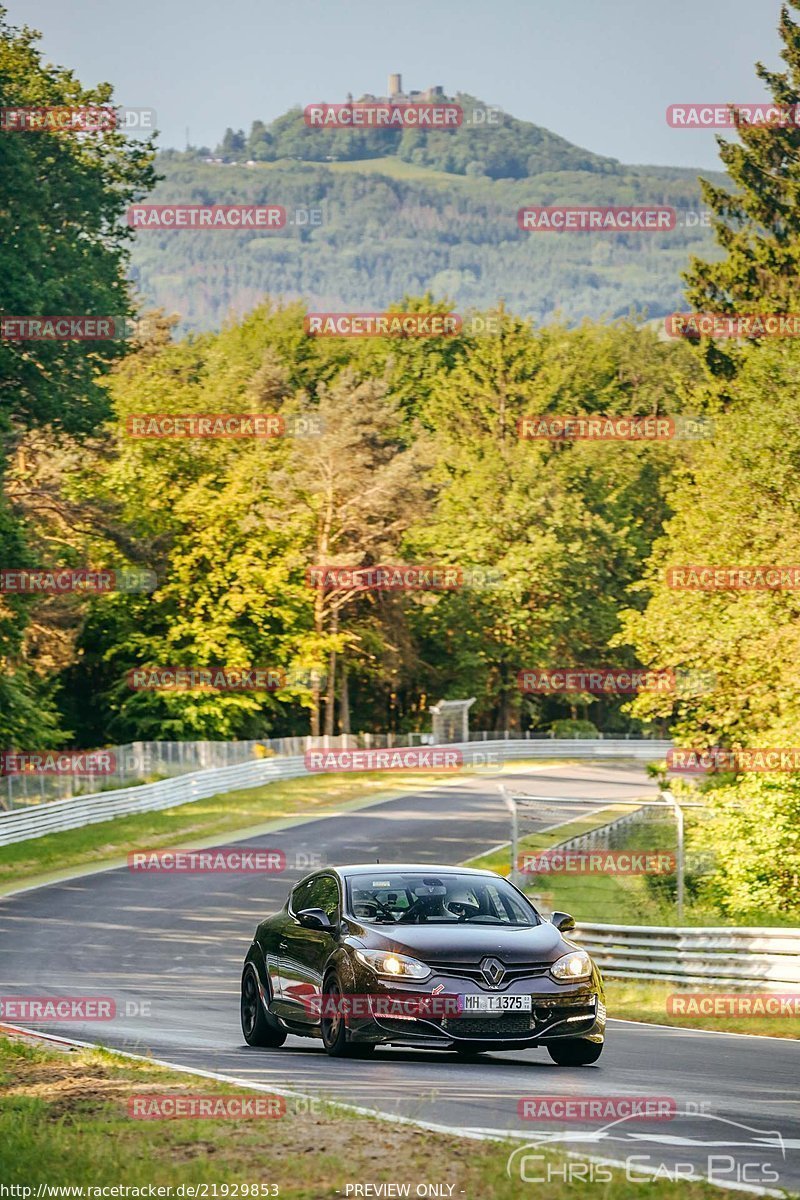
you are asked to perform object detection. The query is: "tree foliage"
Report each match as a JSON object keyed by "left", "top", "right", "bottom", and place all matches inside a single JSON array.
[
  {"left": 0, "top": 8, "right": 155, "bottom": 748},
  {"left": 684, "top": 0, "right": 800, "bottom": 377}
]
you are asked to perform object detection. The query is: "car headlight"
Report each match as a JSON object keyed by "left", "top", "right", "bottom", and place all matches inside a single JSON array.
[
  {"left": 354, "top": 949, "right": 431, "bottom": 981},
  {"left": 550, "top": 950, "right": 592, "bottom": 982}
]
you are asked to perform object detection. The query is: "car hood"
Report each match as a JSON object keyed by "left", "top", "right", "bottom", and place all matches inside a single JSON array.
[{"left": 357, "top": 920, "right": 566, "bottom": 963}]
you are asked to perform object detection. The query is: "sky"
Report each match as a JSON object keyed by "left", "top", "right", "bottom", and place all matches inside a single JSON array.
[{"left": 8, "top": 0, "right": 787, "bottom": 169}]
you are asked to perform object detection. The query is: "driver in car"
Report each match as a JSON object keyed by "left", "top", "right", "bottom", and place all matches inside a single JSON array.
[{"left": 443, "top": 889, "right": 482, "bottom": 920}]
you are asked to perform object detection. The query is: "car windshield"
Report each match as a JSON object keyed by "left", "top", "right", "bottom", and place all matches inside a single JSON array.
[{"left": 346, "top": 872, "right": 539, "bottom": 926}]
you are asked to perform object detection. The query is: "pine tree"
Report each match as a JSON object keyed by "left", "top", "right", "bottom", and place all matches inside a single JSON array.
[{"left": 683, "top": 1, "right": 800, "bottom": 376}]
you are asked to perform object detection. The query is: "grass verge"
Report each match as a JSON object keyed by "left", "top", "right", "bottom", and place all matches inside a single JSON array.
[
  {"left": 468, "top": 804, "right": 632, "bottom": 881},
  {"left": 0, "top": 757, "right": 575, "bottom": 895},
  {"left": 0, "top": 769, "right": 460, "bottom": 894},
  {"left": 468, "top": 803, "right": 668, "bottom": 924},
  {"left": 606, "top": 978, "right": 800, "bottom": 1040},
  {"left": 467, "top": 808, "right": 800, "bottom": 1039},
  {"left": 0, "top": 1033, "right": 737, "bottom": 1198},
  {"left": 468, "top": 803, "right": 800, "bottom": 928}
]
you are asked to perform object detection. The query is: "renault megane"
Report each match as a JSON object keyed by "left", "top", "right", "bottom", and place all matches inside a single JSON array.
[{"left": 240, "top": 864, "right": 605, "bottom": 1064}]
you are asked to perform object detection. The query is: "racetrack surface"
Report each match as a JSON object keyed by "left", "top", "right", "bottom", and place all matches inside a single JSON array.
[{"left": 2, "top": 762, "right": 798, "bottom": 1193}]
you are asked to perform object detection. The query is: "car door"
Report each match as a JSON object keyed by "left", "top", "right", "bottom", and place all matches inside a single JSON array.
[
  {"left": 275, "top": 873, "right": 341, "bottom": 1024},
  {"left": 259, "top": 905, "right": 296, "bottom": 1002}
]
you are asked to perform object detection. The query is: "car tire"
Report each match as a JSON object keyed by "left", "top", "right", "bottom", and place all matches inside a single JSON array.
[
  {"left": 547, "top": 1038, "right": 603, "bottom": 1066},
  {"left": 320, "top": 974, "right": 374, "bottom": 1058},
  {"left": 241, "top": 963, "right": 287, "bottom": 1048}
]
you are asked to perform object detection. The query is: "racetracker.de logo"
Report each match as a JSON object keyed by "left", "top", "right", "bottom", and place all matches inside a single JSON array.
[
  {"left": 666, "top": 566, "right": 800, "bottom": 590},
  {"left": 517, "top": 668, "right": 677, "bottom": 694},
  {"left": 127, "top": 205, "right": 286, "bottom": 229},
  {"left": 128, "top": 1094, "right": 286, "bottom": 1120},
  {"left": 127, "top": 667, "right": 285, "bottom": 691},
  {"left": 666, "top": 313, "right": 800, "bottom": 338},
  {"left": 0, "top": 996, "right": 115, "bottom": 1020},
  {"left": 519, "top": 850, "right": 676, "bottom": 875},
  {"left": 0, "top": 568, "right": 156, "bottom": 594},
  {"left": 0, "top": 751, "right": 116, "bottom": 776},
  {"left": 518, "top": 415, "right": 675, "bottom": 440},
  {"left": 518, "top": 206, "right": 675, "bottom": 232},
  {"left": 667, "top": 103, "right": 800, "bottom": 127},
  {"left": 668, "top": 747, "right": 800, "bottom": 773},
  {"left": 126, "top": 414, "right": 285, "bottom": 438},
  {"left": 126, "top": 413, "right": 323, "bottom": 438},
  {"left": 128, "top": 849, "right": 286, "bottom": 873},
  {"left": 518, "top": 1096, "right": 677, "bottom": 1121},
  {"left": 300, "top": 994, "right": 460, "bottom": 1019},
  {"left": 0, "top": 106, "right": 156, "bottom": 132},
  {"left": 667, "top": 993, "right": 800, "bottom": 1017},
  {"left": 307, "top": 565, "right": 462, "bottom": 591},
  {"left": 304, "top": 102, "right": 462, "bottom": 128},
  {"left": 1, "top": 316, "right": 120, "bottom": 341},
  {"left": 304, "top": 312, "right": 461, "bottom": 337},
  {"left": 304, "top": 748, "right": 463, "bottom": 772},
  {"left": 0, "top": 106, "right": 115, "bottom": 131}
]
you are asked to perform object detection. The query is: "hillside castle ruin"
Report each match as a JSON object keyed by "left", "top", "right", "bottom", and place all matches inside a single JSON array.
[{"left": 349, "top": 74, "right": 449, "bottom": 104}]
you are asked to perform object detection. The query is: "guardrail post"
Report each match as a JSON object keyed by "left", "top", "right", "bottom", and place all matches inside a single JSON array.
[
  {"left": 663, "top": 789, "right": 685, "bottom": 922},
  {"left": 499, "top": 785, "right": 518, "bottom": 886}
]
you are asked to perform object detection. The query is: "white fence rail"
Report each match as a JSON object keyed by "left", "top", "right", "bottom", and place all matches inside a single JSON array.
[
  {"left": 3, "top": 734, "right": 403, "bottom": 808},
  {"left": 4, "top": 737, "right": 798, "bottom": 994},
  {"left": 572, "top": 923, "right": 800, "bottom": 989},
  {"left": 0, "top": 738, "right": 670, "bottom": 847},
  {"left": 0, "top": 755, "right": 309, "bottom": 847},
  {"left": 2, "top": 730, "right": 666, "bottom": 809}
]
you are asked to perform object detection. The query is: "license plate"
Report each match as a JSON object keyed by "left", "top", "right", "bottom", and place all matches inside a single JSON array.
[{"left": 458, "top": 994, "right": 532, "bottom": 1014}]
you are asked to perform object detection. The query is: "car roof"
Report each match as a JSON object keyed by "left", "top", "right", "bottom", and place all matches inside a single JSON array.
[{"left": 333, "top": 863, "right": 500, "bottom": 878}]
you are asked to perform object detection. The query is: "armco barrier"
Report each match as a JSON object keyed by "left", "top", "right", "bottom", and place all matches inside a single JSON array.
[
  {"left": 571, "top": 923, "right": 800, "bottom": 989},
  {"left": 1, "top": 730, "right": 665, "bottom": 807},
  {"left": 0, "top": 738, "right": 670, "bottom": 847}
]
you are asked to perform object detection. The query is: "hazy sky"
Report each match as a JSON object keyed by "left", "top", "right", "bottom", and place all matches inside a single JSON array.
[{"left": 9, "top": 0, "right": 786, "bottom": 169}]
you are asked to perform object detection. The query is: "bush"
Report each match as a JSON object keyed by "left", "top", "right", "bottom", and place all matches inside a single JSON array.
[
  {"left": 694, "top": 774, "right": 800, "bottom": 919},
  {"left": 550, "top": 718, "right": 600, "bottom": 739}
]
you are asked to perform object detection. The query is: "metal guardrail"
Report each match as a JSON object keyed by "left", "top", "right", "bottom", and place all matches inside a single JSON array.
[
  {"left": 0, "top": 755, "right": 308, "bottom": 847},
  {"left": 2, "top": 738, "right": 283, "bottom": 807},
  {"left": 0, "top": 738, "right": 671, "bottom": 847},
  {"left": 572, "top": 923, "right": 800, "bottom": 989},
  {"left": 4, "top": 738, "right": 797, "bottom": 994},
  {"left": 1, "top": 730, "right": 666, "bottom": 809}
]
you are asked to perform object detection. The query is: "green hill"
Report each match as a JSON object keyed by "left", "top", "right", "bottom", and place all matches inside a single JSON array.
[
  {"left": 229, "top": 93, "right": 621, "bottom": 179},
  {"left": 129, "top": 100, "right": 722, "bottom": 332}
]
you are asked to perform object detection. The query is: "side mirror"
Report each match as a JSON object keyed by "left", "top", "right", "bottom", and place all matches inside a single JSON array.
[
  {"left": 296, "top": 907, "right": 333, "bottom": 931},
  {"left": 550, "top": 910, "right": 576, "bottom": 933}
]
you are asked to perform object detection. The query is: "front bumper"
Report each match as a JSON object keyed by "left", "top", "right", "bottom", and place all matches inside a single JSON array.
[{"left": 345, "top": 971, "right": 606, "bottom": 1047}]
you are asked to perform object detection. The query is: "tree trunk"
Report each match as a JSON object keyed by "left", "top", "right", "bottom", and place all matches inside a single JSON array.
[
  {"left": 310, "top": 674, "right": 321, "bottom": 738},
  {"left": 324, "top": 608, "right": 338, "bottom": 737},
  {"left": 324, "top": 650, "right": 337, "bottom": 737},
  {"left": 339, "top": 660, "right": 350, "bottom": 735}
]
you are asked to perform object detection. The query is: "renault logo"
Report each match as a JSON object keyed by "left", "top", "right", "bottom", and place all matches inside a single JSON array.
[{"left": 480, "top": 957, "right": 506, "bottom": 988}]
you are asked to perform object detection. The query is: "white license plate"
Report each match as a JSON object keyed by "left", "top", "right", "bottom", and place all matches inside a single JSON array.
[{"left": 458, "top": 994, "right": 532, "bottom": 1014}]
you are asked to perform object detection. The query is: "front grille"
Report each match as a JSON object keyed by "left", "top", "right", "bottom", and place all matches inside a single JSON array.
[
  {"left": 376, "top": 1017, "right": 448, "bottom": 1039},
  {"left": 444, "top": 1014, "right": 535, "bottom": 1037},
  {"left": 389, "top": 994, "right": 597, "bottom": 1041},
  {"left": 426, "top": 959, "right": 551, "bottom": 984}
]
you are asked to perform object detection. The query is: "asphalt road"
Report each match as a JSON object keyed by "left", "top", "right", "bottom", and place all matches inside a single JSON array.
[{"left": 1, "top": 762, "right": 798, "bottom": 1194}]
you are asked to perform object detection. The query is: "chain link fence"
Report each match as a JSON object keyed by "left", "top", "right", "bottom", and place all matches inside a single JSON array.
[{"left": 1, "top": 729, "right": 665, "bottom": 811}]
